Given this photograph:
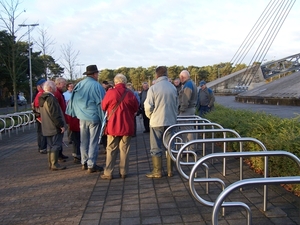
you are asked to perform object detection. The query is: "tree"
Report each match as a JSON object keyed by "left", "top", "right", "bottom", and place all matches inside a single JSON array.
[
  {"left": 37, "top": 54, "right": 63, "bottom": 80},
  {"left": 99, "top": 69, "right": 114, "bottom": 83},
  {"left": 36, "top": 26, "right": 57, "bottom": 79},
  {"left": 60, "top": 41, "right": 79, "bottom": 80},
  {"left": 0, "top": 0, "right": 27, "bottom": 110}
]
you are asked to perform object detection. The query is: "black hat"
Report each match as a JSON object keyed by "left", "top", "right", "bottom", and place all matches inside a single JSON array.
[{"left": 83, "top": 65, "right": 99, "bottom": 75}]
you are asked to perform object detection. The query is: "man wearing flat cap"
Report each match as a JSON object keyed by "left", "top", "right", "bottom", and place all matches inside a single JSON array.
[
  {"left": 66, "top": 65, "right": 106, "bottom": 173},
  {"left": 33, "top": 78, "right": 47, "bottom": 154},
  {"left": 196, "top": 80, "right": 215, "bottom": 117}
]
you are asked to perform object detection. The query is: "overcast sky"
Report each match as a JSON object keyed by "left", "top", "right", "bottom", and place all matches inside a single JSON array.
[{"left": 15, "top": 0, "right": 300, "bottom": 75}]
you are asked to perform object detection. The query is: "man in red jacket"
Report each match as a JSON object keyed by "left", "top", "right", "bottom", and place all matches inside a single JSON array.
[
  {"left": 54, "top": 77, "right": 68, "bottom": 161},
  {"left": 101, "top": 74, "right": 139, "bottom": 180},
  {"left": 33, "top": 79, "right": 47, "bottom": 154}
]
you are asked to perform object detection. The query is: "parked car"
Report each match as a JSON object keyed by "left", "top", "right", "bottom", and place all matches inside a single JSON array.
[{"left": 10, "top": 93, "right": 27, "bottom": 106}]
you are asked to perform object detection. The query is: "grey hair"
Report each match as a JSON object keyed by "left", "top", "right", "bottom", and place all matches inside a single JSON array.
[
  {"left": 114, "top": 73, "right": 127, "bottom": 84},
  {"left": 43, "top": 80, "right": 56, "bottom": 93},
  {"left": 180, "top": 70, "right": 190, "bottom": 78},
  {"left": 55, "top": 77, "right": 66, "bottom": 85}
]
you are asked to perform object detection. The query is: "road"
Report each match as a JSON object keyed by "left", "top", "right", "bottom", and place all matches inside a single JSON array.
[
  {"left": 0, "top": 104, "right": 31, "bottom": 115},
  {"left": 215, "top": 96, "right": 299, "bottom": 119},
  {"left": 0, "top": 96, "right": 299, "bottom": 119}
]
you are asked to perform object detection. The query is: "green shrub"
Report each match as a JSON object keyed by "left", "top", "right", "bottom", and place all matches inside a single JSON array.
[{"left": 205, "top": 104, "right": 300, "bottom": 195}]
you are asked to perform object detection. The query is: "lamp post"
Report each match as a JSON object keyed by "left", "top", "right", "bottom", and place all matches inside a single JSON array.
[
  {"left": 76, "top": 63, "right": 85, "bottom": 78},
  {"left": 18, "top": 23, "right": 39, "bottom": 103}
]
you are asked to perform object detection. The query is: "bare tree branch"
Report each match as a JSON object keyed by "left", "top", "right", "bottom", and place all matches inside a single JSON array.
[{"left": 60, "top": 41, "right": 79, "bottom": 80}]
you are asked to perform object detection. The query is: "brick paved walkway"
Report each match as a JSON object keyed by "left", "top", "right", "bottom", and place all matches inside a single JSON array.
[{"left": 0, "top": 116, "right": 299, "bottom": 225}]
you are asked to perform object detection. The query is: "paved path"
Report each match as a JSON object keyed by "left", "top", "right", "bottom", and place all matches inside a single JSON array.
[{"left": 0, "top": 103, "right": 299, "bottom": 225}]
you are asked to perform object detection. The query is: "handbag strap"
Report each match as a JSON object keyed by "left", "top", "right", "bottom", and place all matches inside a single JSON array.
[{"left": 107, "top": 89, "right": 128, "bottom": 120}]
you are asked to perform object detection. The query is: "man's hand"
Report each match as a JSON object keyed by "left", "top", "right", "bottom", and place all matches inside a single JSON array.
[{"left": 60, "top": 127, "right": 65, "bottom": 133}]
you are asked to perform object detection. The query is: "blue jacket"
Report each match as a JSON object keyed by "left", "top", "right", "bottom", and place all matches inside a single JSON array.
[{"left": 66, "top": 76, "right": 106, "bottom": 122}]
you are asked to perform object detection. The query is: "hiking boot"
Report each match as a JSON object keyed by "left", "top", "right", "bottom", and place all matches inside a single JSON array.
[
  {"left": 119, "top": 174, "right": 127, "bottom": 179},
  {"left": 39, "top": 149, "right": 47, "bottom": 154},
  {"left": 82, "top": 163, "right": 88, "bottom": 170},
  {"left": 88, "top": 165, "right": 103, "bottom": 173},
  {"left": 59, "top": 154, "right": 69, "bottom": 159},
  {"left": 73, "top": 157, "right": 81, "bottom": 164},
  {"left": 100, "top": 174, "right": 113, "bottom": 180}
]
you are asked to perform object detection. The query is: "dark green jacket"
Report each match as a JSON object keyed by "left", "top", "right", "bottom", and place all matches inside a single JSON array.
[{"left": 39, "top": 92, "right": 65, "bottom": 136}]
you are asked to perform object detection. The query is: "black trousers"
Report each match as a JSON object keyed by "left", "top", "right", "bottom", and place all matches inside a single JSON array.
[{"left": 141, "top": 109, "right": 150, "bottom": 132}]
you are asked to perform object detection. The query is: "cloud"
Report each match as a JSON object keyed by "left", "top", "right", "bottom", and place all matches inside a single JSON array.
[{"left": 16, "top": 0, "right": 300, "bottom": 73}]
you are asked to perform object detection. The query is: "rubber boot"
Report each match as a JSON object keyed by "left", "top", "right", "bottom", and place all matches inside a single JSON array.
[
  {"left": 146, "top": 156, "right": 162, "bottom": 178},
  {"left": 50, "top": 151, "right": 66, "bottom": 171},
  {"left": 47, "top": 151, "right": 51, "bottom": 170},
  {"left": 166, "top": 151, "right": 173, "bottom": 177}
]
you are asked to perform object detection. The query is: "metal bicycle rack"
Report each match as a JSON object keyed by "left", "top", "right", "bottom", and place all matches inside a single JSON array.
[
  {"left": 177, "top": 115, "right": 204, "bottom": 119},
  {"left": 7, "top": 113, "right": 23, "bottom": 134},
  {"left": 163, "top": 122, "right": 224, "bottom": 157},
  {"left": 162, "top": 116, "right": 300, "bottom": 224},
  {"left": 212, "top": 176, "right": 300, "bottom": 225},
  {"left": 0, "top": 110, "right": 35, "bottom": 139},
  {"left": 162, "top": 123, "right": 226, "bottom": 182},
  {"left": 169, "top": 129, "right": 242, "bottom": 170},
  {"left": 0, "top": 117, "right": 6, "bottom": 140},
  {"left": 177, "top": 118, "right": 211, "bottom": 123},
  {"left": 177, "top": 137, "right": 267, "bottom": 181},
  {"left": 188, "top": 151, "right": 300, "bottom": 225},
  {"left": 0, "top": 114, "right": 15, "bottom": 137}
]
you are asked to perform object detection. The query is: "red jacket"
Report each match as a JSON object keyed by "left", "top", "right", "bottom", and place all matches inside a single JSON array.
[
  {"left": 33, "top": 90, "right": 44, "bottom": 108},
  {"left": 33, "top": 89, "right": 44, "bottom": 121},
  {"left": 66, "top": 115, "right": 80, "bottom": 132},
  {"left": 102, "top": 83, "right": 139, "bottom": 136},
  {"left": 54, "top": 88, "right": 68, "bottom": 123}
]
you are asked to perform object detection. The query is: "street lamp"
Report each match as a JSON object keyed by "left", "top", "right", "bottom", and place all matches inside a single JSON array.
[
  {"left": 76, "top": 63, "right": 85, "bottom": 78},
  {"left": 18, "top": 23, "right": 39, "bottom": 103}
]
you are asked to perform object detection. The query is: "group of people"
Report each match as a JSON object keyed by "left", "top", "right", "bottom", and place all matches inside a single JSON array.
[{"left": 33, "top": 64, "right": 215, "bottom": 179}]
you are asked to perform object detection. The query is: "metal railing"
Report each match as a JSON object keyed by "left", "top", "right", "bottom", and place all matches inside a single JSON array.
[
  {"left": 176, "top": 137, "right": 267, "bottom": 180},
  {"left": 0, "top": 110, "right": 35, "bottom": 138},
  {"left": 187, "top": 151, "right": 300, "bottom": 225}
]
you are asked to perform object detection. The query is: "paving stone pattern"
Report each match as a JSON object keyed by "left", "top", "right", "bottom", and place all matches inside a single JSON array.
[{"left": 0, "top": 114, "right": 299, "bottom": 225}]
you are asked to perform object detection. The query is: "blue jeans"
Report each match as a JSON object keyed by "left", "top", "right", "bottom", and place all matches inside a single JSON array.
[
  {"left": 80, "top": 120, "right": 101, "bottom": 168},
  {"left": 150, "top": 126, "right": 173, "bottom": 157},
  {"left": 46, "top": 133, "right": 63, "bottom": 152},
  {"left": 199, "top": 105, "right": 210, "bottom": 117}
]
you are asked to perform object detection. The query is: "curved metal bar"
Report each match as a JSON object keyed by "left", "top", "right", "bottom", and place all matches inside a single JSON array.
[
  {"left": 7, "top": 113, "right": 23, "bottom": 134},
  {"left": 176, "top": 137, "right": 267, "bottom": 182},
  {"left": 24, "top": 110, "right": 35, "bottom": 129},
  {"left": 190, "top": 177, "right": 226, "bottom": 206},
  {"left": 177, "top": 115, "right": 203, "bottom": 119},
  {"left": 0, "top": 110, "right": 35, "bottom": 139},
  {"left": 163, "top": 122, "right": 224, "bottom": 157},
  {"left": 21, "top": 112, "right": 29, "bottom": 126},
  {"left": 0, "top": 117, "right": 6, "bottom": 140},
  {"left": 212, "top": 176, "right": 300, "bottom": 225},
  {"left": 177, "top": 118, "right": 211, "bottom": 123},
  {"left": 167, "top": 128, "right": 242, "bottom": 176},
  {"left": 0, "top": 115, "right": 15, "bottom": 137},
  {"left": 18, "top": 112, "right": 30, "bottom": 132},
  {"left": 190, "top": 151, "right": 300, "bottom": 224}
]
